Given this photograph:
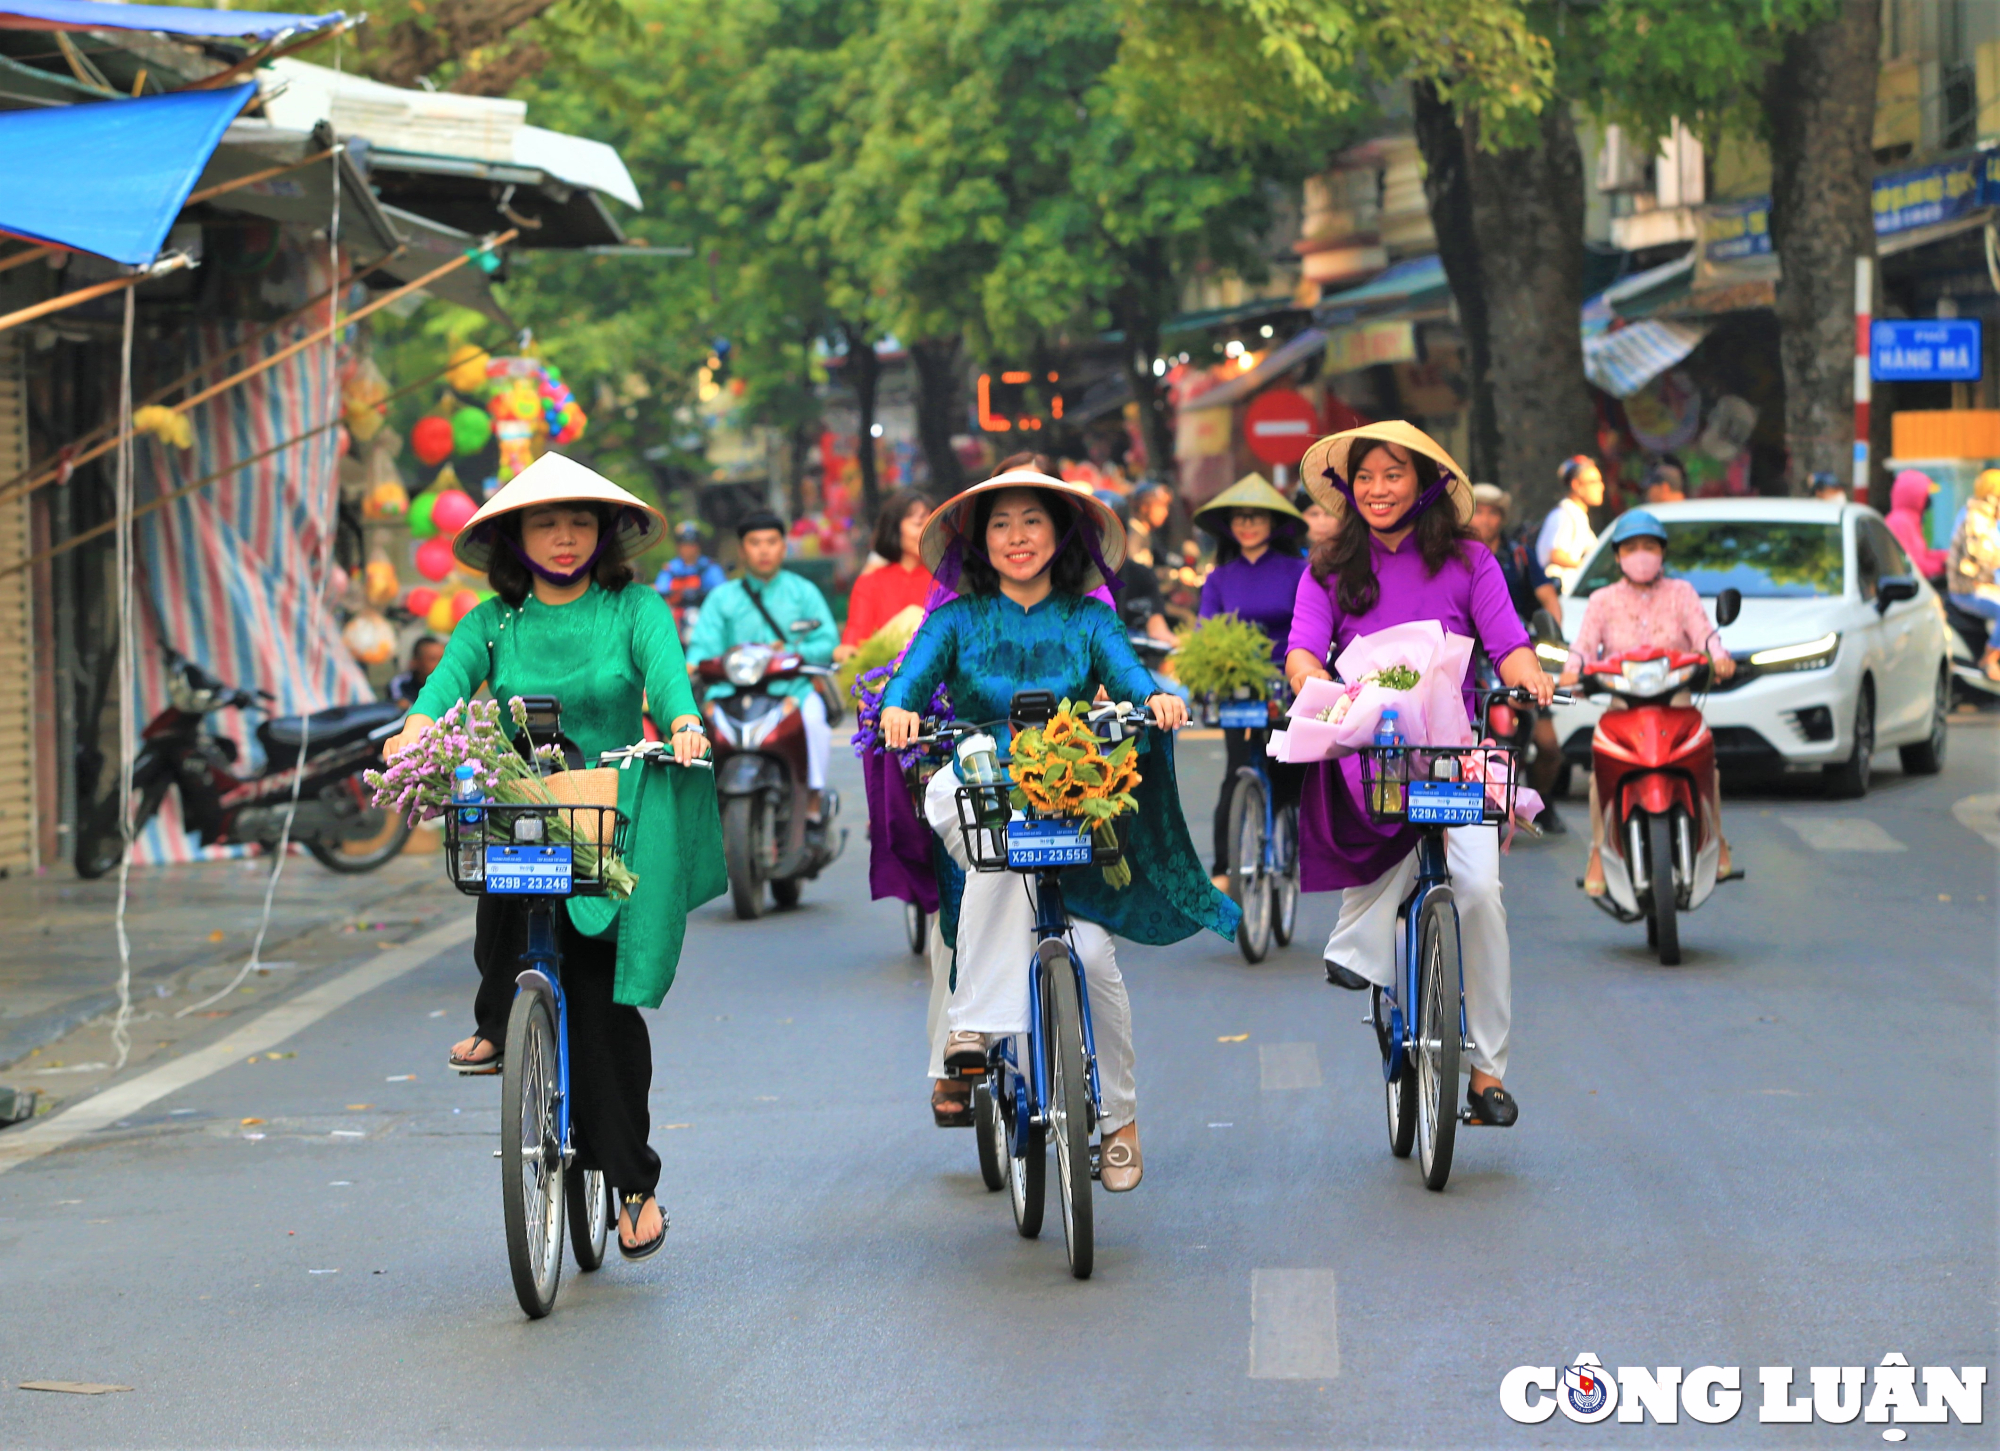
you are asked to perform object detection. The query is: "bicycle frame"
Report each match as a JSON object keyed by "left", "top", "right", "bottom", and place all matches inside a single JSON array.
[
  {"left": 513, "top": 902, "right": 574, "bottom": 1169},
  {"left": 1379, "top": 828, "right": 1466, "bottom": 1085},
  {"left": 996, "top": 868, "right": 1104, "bottom": 1155}
]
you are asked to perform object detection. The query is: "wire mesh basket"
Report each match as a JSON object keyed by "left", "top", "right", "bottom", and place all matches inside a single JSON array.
[
  {"left": 954, "top": 784, "right": 1126, "bottom": 874},
  {"left": 442, "top": 799, "right": 630, "bottom": 898},
  {"left": 1356, "top": 744, "right": 1519, "bottom": 828}
]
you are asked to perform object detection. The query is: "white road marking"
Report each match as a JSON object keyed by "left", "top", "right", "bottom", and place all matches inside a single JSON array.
[
  {"left": 1258, "top": 1041, "right": 1323, "bottom": 1091},
  {"left": 1779, "top": 816, "right": 1907, "bottom": 852},
  {"left": 1952, "top": 793, "right": 2000, "bottom": 849},
  {"left": 1250, "top": 1268, "right": 1342, "bottom": 1380},
  {"left": 0, "top": 915, "right": 475, "bottom": 1178}
]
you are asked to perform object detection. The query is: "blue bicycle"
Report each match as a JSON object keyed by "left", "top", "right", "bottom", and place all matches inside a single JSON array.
[
  {"left": 1204, "top": 690, "right": 1299, "bottom": 963},
  {"left": 920, "top": 691, "right": 1145, "bottom": 1280},
  {"left": 1357, "top": 685, "right": 1565, "bottom": 1191},
  {"left": 445, "top": 727, "right": 706, "bottom": 1318}
]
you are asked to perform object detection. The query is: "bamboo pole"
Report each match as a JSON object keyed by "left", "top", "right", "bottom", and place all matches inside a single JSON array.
[
  {"left": 186, "top": 21, "right": 355, "bottom": 92},
  {"left": 0, "top": 245, "right": 57, "bottom": 277},
  {"left": 183, "top": 147, "right": 338, "bottom": 208},
  {"left": 0, "top": 254, "right": 191, "bottom": 336}
]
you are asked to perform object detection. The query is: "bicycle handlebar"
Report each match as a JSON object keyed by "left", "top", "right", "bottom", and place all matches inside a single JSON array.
[
  {"left": 596, "top": 742, "right": 714, "bottom": 771},
  {"left": 1481, "top": 684, "right": 1576, "bottom": 709}
]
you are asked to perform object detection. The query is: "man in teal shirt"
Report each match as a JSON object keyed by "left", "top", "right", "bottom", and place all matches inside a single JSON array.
[{"left": 686, "top": 509, "right": 839, "bottom": 815}]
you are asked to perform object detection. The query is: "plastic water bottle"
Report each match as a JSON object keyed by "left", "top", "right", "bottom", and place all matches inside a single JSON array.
[
  {"left": 1373, "top": 708, "right": 1404, "bottom": 817},
  {"left": 956, "top": 731, "right": 1001, "bottom": 787},
  {"left": 452, "top": 762, "right": 484, "bottom": 881}
]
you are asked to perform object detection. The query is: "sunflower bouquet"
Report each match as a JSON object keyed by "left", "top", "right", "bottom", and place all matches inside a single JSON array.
[{"left": 1007, "top": 699, "right": 1142, "bottom": 888}]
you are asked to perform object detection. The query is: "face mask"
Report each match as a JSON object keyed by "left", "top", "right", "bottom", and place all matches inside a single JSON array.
[{"left": 1620, "top": 550, "right": 1663, "bottom": 585}]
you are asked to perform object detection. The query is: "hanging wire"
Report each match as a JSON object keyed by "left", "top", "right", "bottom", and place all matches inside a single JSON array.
[
  {"left": 177, "top": 33, "right": 348, "bottom": 1021},
  {"left": 109, "top": 286, "right": 137, "bottom": 1068}
]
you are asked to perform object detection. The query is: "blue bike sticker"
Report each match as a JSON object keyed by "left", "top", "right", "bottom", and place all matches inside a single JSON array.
[
  {"left": 1005, "top": 818, "right": 1093, "bottom": 867},
  {"left": 1405, "top": 780, "right": 1485, "bottom": 826},
  {"left": 484, "top": 844, "right": 574, "bottom": 894},
  {"left": 1217, "top": 700, "right": 1269, "bottom": 729}
]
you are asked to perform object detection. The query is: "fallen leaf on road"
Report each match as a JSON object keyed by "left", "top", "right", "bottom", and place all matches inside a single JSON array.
[
  {"left": 345, "top": 1104, "right": 371, "bottom": 1111},
  {"left": 209, "top": 929, "right": 226, "bottom": 942},
  {"left": 20, "top": 1381, "right": 132, "bottom": 1395},
  {"left": 1216, "top": 1034, "right": 1249, "bottom": 1043},
  {"left": 240, "top": 1117, "right": 265, "bottom": 1126}
]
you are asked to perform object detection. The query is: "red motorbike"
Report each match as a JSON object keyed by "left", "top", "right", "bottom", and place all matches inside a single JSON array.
[
  {"left": 74, "top": 646, "right": 411, "bottom": 879},
  {"left": 1577, "top": 589, "right": 1742, "bottom": 964},
  {"left": 695, "top": 642, "right": 845, "bottom": 918}
]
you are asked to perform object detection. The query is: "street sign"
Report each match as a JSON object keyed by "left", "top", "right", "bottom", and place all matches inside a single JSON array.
[
  {"left": 1871, "top": 319, "right": 1982, "bottom": 382},
  {"left": 1243, "top": 388, "right": 1320, "bottom": 465}
]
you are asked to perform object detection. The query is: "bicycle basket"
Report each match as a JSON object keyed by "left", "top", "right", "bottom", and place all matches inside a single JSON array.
[
  {"left": 443, "top": 797, "right": 630, "bottom": 898},
  {"left": 954, "top": 785, "right": 1126, "bottom": 874},
  {"left": 1356, "top": 744, "right": 1519, "bottom": 828}
]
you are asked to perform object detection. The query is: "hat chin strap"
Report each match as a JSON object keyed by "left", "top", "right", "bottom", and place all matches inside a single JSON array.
[
  {"left": 506, "top": 533, "right": 607, "bottom": 586},
  {"left": 1327, "top": 469, "right": 1452, "bottom": 534}
]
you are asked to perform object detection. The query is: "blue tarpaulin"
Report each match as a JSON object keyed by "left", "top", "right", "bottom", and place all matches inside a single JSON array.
[
  {"left": 0, "top": 0, "right": 340, "bottom": 38},
  {"left": 0, "top": 84, "right": 256, "bottom": 264}
]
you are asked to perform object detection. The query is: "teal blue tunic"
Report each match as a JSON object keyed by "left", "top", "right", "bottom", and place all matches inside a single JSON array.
[{"left": 884, "top": 593, "right": 1237, "bottom": 947}]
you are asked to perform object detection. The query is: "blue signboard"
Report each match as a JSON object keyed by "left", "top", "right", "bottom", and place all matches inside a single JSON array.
[
  {"left": 1873, "top": 156, "right": 1983, "bottom": 235},
  {"left": 1871, "top": 319, "right": 1983, "bottom": 382}
]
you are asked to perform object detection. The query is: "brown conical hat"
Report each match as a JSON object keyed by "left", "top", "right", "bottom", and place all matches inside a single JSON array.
[{"left": 1298, "top": 421, "right": 1475, "bottom": 527}]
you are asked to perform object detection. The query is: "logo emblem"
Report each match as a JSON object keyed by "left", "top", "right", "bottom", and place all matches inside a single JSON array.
[{"left": 1558, "top": 1356, "right": 1619, "bottom": 1422}]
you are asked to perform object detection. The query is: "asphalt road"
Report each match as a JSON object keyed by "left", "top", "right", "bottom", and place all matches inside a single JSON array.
[{"left": 1, "top": 719, "right": 1993, "bottom": 1448}]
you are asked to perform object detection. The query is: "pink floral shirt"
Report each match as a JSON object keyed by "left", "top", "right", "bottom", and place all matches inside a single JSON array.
[{"left": 1564, "top": 576, "right": 1725, "bottom": 676}]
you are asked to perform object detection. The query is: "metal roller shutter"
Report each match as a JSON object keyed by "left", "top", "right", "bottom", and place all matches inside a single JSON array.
[{"left": 0, "top": 335, "right": 34, "bottom": 873}]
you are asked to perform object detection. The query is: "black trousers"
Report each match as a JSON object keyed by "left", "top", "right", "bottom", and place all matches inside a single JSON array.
[
  {"left": 1212, "top": 730, "right": 1305, "bottom": 874},
  {"left": 473, "top": 896, "right": 660, "bottom": 1197}
]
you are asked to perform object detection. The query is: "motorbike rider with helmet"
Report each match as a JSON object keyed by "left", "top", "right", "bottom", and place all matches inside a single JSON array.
[{"left": 1555, "top": 509, "right": 1736, "bottom": 896}]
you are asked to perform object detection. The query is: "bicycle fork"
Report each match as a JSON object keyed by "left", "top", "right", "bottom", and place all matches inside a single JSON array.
[{"left": 515, "top": 903, "right": 574, "bottom": 1168}]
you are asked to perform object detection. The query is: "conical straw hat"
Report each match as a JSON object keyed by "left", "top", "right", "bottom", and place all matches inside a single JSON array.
[
  {"left": 917, "top": 468, "right": 1126, "bottom": 593},
  {"left": 452, "top": 452, "right": 667, "bottom": 572},
  {"left": 1298, "top": 421, "right": 1475, "bottom": 527}
]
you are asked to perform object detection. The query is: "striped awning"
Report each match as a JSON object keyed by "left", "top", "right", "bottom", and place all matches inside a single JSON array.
[{"left": 1583, "top": 319, "right": 1709, "bottom": 398}]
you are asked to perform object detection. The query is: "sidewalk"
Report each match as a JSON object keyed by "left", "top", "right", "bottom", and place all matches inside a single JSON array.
[{"left": 0, "top": 849, "right": 467, "bottom": 1103}]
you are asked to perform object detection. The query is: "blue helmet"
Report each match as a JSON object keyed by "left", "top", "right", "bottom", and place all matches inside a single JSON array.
[{"left": 1609, "top": 509, "right": 1668, "bottom": 547}]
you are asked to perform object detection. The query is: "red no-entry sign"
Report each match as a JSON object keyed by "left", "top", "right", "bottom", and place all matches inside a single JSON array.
[{"left": 1243, "top": 388, "right": 1320, "bottom": 466}]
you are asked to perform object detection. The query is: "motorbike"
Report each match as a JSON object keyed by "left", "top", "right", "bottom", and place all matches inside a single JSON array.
[
  {"left": 1575, "top": 587, "right": 1742, "bottom": 965},
  {"left": 1942, "top": 590, "right": 2000, "bottom": 706},
  {"left": 74, "top": 646, "right": 410, "bottom": 879},
  {"left": 696, "top": 641, "right": 846, "bottom": 918}
]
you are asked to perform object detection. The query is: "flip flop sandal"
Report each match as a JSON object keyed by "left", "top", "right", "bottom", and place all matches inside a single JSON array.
[
  {"left": 447, "top": 1037, "right": 502, "bottom": 1075},
  {"left": 931, "top": 1081, "right": 973, "bottom": 1129},
  {"left": 617, "top": 1193, "right": 667, "bottom": 1261},
  {"left": 1465, "top": 1084, "right": 1519, "bottom": 1128}
]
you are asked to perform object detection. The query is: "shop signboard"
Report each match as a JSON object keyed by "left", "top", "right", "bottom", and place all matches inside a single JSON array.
[
  {"left": 1701, "top": 197, "right": 1770, "bottom": 265},
  {"left": 1872, "top": 156, "right": 1983, "bottom": 236},
  {"left": 1870, "top": 319, "right": 1982, "bottom": 382},
  {"left": 1324, "top": 320, "right": 1415, "bottom": 375},
  {"left": 1242, "top": 388, "right": 1320, "bottom": 466}
]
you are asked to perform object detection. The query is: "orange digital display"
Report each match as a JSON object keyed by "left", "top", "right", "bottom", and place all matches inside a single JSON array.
[{"left": 977, "top": 370, "right": 1064, "bottom": 433}]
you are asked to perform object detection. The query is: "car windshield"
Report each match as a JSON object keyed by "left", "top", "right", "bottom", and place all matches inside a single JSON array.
[{"left": 1574, "top": 519, "right": 1844, "bottom": 598}]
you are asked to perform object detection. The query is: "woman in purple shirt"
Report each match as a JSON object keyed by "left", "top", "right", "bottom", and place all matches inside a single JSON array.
[
  {"left": 1195, "top": 474, "right": 1310, "bottom": 883},
  {"left": 1283, "top": 423, "right": 1552, "bottom": 1129}
]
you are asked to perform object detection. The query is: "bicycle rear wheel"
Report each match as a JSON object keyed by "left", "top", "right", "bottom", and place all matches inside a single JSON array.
[
  {"left": 1415, "top": 900, "right": 1461, "bottom": 1192},
  {"left": 973, "top": 1082, "right": 1006, "bottom": 1192},
  {"left": 904, "top": 900, "right": 927, "bottom": 956},
  {"left": 1271, "top": 803, "right": 1299, "bottom": 948},
  {"left": 501, "top": 990, "right": 566, "bottom": 1316},
  {"left": 1229, "top": 771, "right": 1271, "bottom": 963},
  {"left": 1040, "top": 940, "right": 1094, "bottom": 1279},
  {"left": 566, "top": 1168, "right": 608, "bottom": 1272}
]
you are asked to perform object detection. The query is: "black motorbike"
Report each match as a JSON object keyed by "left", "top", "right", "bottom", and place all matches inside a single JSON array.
[{"left": 73, "top": 647, "right": 410, "bottom": 878}]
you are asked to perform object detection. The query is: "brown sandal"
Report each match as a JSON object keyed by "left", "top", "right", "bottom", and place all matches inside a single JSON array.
[
  {"left": 931, "top": 1079, "right": 972, "bottom": 1128},
  {"left": 1099, "top": 1124, "right": 1142, "bottom": 1192}
]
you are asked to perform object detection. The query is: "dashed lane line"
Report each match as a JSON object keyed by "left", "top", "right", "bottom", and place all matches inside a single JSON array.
[
  {"left": 1778, "top": 816, "right": 1908, "bottom": 852},
  {"left": 1952, "top": 794, "right": 2000, "bottom": 849},
  {"left": 1258, "top": 1041, "right": 1324, "bottom": 1091},
  {"left": 1250, "top": 1268, "right": 1342, "bottom": 1379}
]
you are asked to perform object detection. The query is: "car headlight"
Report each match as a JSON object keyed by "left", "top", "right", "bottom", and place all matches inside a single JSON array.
[
  {"left": 1534, "top": 640, "right": 1570, "bottom": 669},
  {"left": 1747, "top": 632, "right": 1839, "bottom": 673},
  {"left": 723, "top": 645, "right": 770, "bottom": 688}
]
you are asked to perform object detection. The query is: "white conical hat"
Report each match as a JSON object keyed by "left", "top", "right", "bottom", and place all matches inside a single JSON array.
[{"left": 451, "top": 452, "right": 666, "bottom": 572}]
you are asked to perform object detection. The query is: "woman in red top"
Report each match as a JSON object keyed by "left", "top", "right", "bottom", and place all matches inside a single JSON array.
[{"left": 836, "top": 488, "right": 935, "bottom": 660}]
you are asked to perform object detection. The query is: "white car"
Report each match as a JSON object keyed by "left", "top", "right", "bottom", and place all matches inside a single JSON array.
[{"left": 1544, "top": 497, "right": 1951, "bottom": 797}]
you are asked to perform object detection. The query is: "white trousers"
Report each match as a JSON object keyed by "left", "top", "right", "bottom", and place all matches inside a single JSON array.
[
  {"left": 1323, "top": 829, "right": 1512, "bottom": 1080},
  {"left": 923, "top": 764, "right": 1137, "bottom": 1132},
  {"left": 799, "top": 688, "right": 829, "bottom": 790}
]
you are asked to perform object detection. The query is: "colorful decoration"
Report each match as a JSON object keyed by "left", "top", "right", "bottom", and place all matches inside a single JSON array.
[
  {"left": 451, "top": 406, "right": 493, "bottom": 456},
  {"left": 341, "top": 609, "right": 397, "bottom": 666},
  {"left": 341, "top": 361, "right": 389, "bottom": 443},
  {"left": 133, "top": 405, "right": 194, "bottom": 450},
  {"left": 446, "top": 344, "right": 490, "bottom": 395},
  {"left": 408, "top": 490, "right": 439, "bottom": 541},
  {"left": 450, "top": 588, "right": 481, "bottom": 624},
  {"left": 411, "top": 415, "right": 455, "bottom": 466},
  {"left": 496, "top": 419, "right": 534, "bottom": 482},
  {"left": 404, "top": 586, "right": 438, "bottom": 618},
  {"left": 429, "top": 488, "right": 478, "bottom": 537},
  {"left": 415, "top": 535, "right": 456, "bottom": 582},
  {"left": 425, "top": 593, "right": 457, "bottom": 632},
  {"left": 363, "top": 557, "right": 400, "bottom": 606},
  {"left": 362, "top": 480, "right": 409, "bottom": 521},
  {"left": 328, "top": 563, "right": 352, "bottom": 603}
]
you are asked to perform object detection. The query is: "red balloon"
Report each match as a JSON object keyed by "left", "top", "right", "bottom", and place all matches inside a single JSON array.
[
  {"left": 429, "top": 488, "right": 478, "bottom": 537},
  {"left": 415, "top": 536, "right": 456, "bottom": 582},
  {"left": 450, "top": 588, "right": 481, "bottom": 624},
  {"left": 404, "top": 586, "right": 438, "bottom": 617},
  {"left": 411, "top": 415, "right": 454, "bottom": 467}
]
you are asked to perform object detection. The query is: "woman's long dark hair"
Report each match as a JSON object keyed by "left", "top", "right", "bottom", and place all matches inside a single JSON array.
[
  {"left": 1207, "top": 509, "right": 1304, "bottom": 569},
  {"left": 1308, "top": 439, "right": 1472, "bottom": 616},
  {"left": 486, "top": 501, "right": 634, "bottom": 607},
  {"left": 869, "top": 487, "right": 931, "bottom": 565},
  {"left": 955, "top": 486, "right": 1096, "bottom": 598}
]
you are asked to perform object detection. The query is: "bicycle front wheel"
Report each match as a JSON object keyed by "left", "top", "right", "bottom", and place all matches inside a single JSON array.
[
  {"left": 501, "top": 990, "right": 566, "bottom": 1317},
  {"left": 1229, "top": 770, "right": 1271, "bottom": 963},
  {"left": 974, "top": 1082, "right": 1006, "bottom": 1192},
  {"left": 1415, "top": 899, "right": 1461, "bottom": 1192},
  {"left": 1040, "top": 940, "right": 1094, "bottom": 1280},
  {"left": 904, "top": 900, "right": 927, "bottom": 956},
  {"left": 567, "top": 1168, "right": 608, "bottom": 1272}
]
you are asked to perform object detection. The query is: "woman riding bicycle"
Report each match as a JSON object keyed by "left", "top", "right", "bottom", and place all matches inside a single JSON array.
[
  {"left": 880, "top": 467, "right": 1236, "bottom": 1190},
  {"left": 1193, "top": 473, "right": 1309, "bottom": 891},
  {"left": 382, "top": 453, "right": 714, "bottom": 1260},
  {"left": 1283, "top": 424, "right": 1552, "bottom": 1129}
]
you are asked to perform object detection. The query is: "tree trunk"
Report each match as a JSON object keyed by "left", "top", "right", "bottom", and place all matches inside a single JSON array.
[
  {"left": 361, "top": 0, "right": 563, "bottom": 87},
  {"left": 909, "top": 337, "right": 965, "bottom": 493},
  {"left": 1107, "top": 243, "right": 1178, "bottom": 485},
  {"left": 1458, "top": 102, "right": 1598, "bottom": 522},
  {"left": 1411, "top": 82, "right": 1501, "bottom": 489},
  {"left": 1763, "top": 0, "right": 1881, "bottom": 495},
  {"left": 840, "top": 321, "right": 882, "bottom": 517}
]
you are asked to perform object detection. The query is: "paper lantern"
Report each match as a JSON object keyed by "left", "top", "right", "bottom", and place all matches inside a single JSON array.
[
  {"left": 407, "top": 490, "right": 438, "bottom": 540},
  {"left": 447, "top": 344, "right": 490, "bottom": 395},
  {"left": 341, "top": 610, "right": 397, "bottom": 666},
  {"left": 415, "top": 536, "right": 456, "bottom": 582},
  {"left": 364, "top": 558, "right": 400, "bottom": 605},
  {"left": 426, "top": 594, "right": 456, "bottom": 632},
  {"left": 451, "top": 406, "right": 493, "bottom": 456},
  {"left": 362, "top": 480, "right": 408, "bottom": 521},
  {"left": 404, "top": 586, "right": 438, "bottom": 618},
  {"left": 430, "top": 488, "right": 478, "bottom": 537},
  {"left": 328, "top": 564, "right": 352, "bottom": 602},
  {"left": 411, "top": 415, "right": 455, "bottom": 466},
  {"left": 450, "top": 588, "right": 481, "bottom": 624}
]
